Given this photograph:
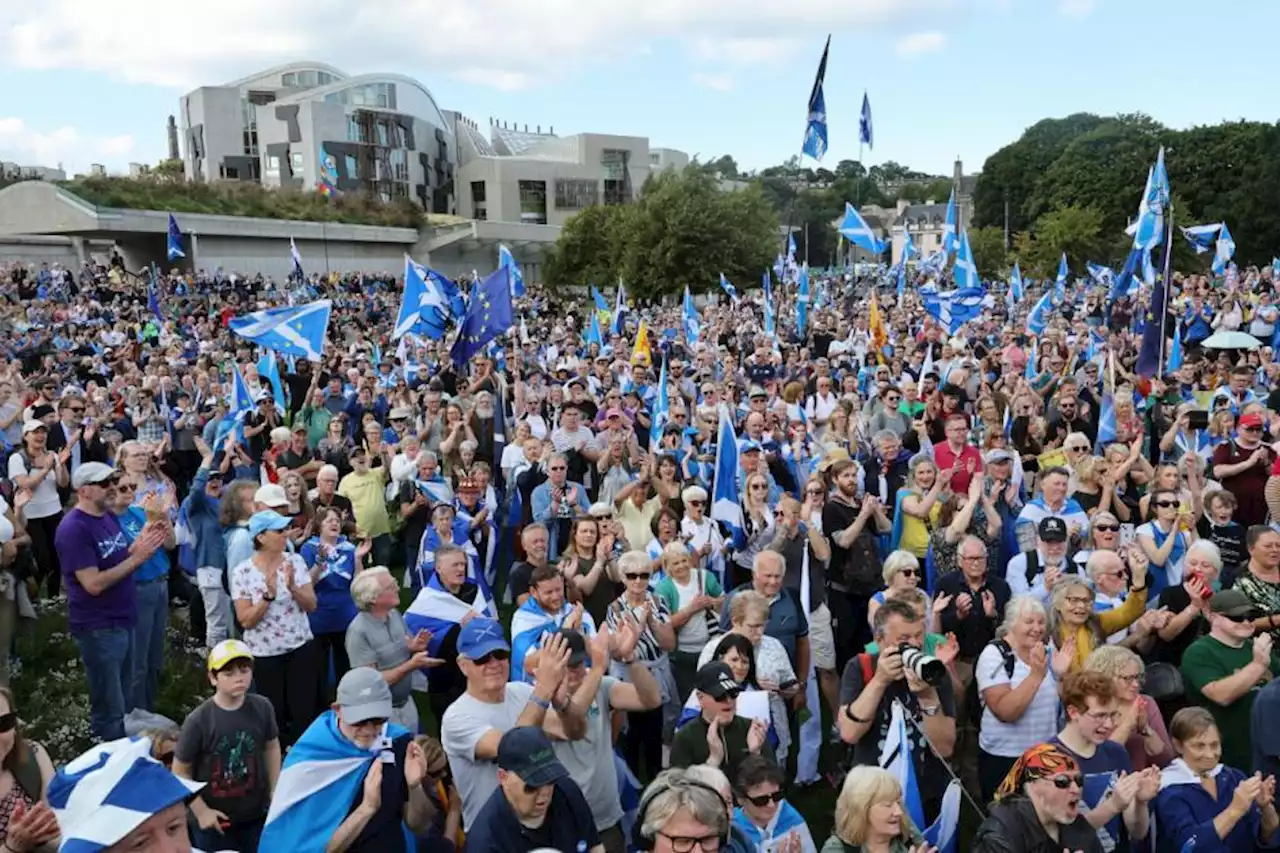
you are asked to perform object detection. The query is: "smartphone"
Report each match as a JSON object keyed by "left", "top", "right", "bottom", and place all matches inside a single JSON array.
[{"left": 1187, "top": 410, "right": 1210, "bottom": 431}]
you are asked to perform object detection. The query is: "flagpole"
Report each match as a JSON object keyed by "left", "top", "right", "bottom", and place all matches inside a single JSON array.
[
  {"left": 781, "top": 34, "right": 830, "bottom": 276},
  {"left": 1156, "top": 201, "right": 1175, "bottom": 377},
  {"left": 892, "top": 699, "right": 991, "bottom": 820}
]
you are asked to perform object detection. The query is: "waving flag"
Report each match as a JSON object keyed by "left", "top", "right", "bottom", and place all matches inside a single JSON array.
[
  {"left": 632, "top": 320, "right": 653, "bottom": 366},
  {"left": 1086, "top": 262, "right": 1115, "bottom": 288},
  {"left": 1027, "top": 290, "right": 1053, "bottom": 337},
  {"left": 395, "top": 255, "right": 464, "bottom": 340},
  {"left": 762, "top": 269, "right": 773, "bottom": 303},
  {"left": 610, "top": 282, "right": 627, "bottom": 336},
  {"left": 682, "top": 287, "right": 701, "bottom": 345},
  {"left": 917, "top": 347, "right": 934, "bottom": 397},
  {"left": 953, "top": 229, "right": 980, "bottom": 290},
  {"left": 1181, "top": 223, "right": 1221, "bottom": 254},
  {"left": 404, "top": 574, "right": 494, "bottom": 656},
  {"left": 1136, "top": 265, "right": 1169, "bottom": 377},
  {"left": 166, "top": 213, "right": 184, "bottom": 263},
  {"left": 719, "top": 272, "right": 739, "bottom": 302},
  {"left": 869, "top": 296, "right": 887, "bottom": 363},
  {"left": 591, "top": 285, "right": 609, "bottom": 312},
  {"left": 796, "top": 265, "right": 811, "bottom": 336},
  {"left": 1010, "top": 262, "right": 1024, "bottom": 303},
  {"left": 763, "top": 295, "right": 776, "bottom": 337},
  {"left": 902, "top": 227, "right": 918, "bottom": 263},
  {"left": 923, "top": 780, "right": 963, "bottom": 853},
  {"left": 1054, "top": 254, "right": 1068, "bottom": 302},
  {"left": 289, "top": 237, "right": 305, "bottom": 281},
  {"left": 942, "top": 189, "right": 957, "bottom": 257},
  {"left": 1025, "top": 339, "right": 1039, "bottom": 381},
  {"left": 498, "top": 244, "right": 526, "bottom": 298},
  {"left": 586, "top": 312, "right": 604, "bottom": 348},
  {"left": 879, "top": 701, "right": 926, "bottom": 832},
  {"left": 838, "top": 203, "right": 887, "bottom": 255},
  {"left": 1272, "top": 258, "right": 1280, "bottom": 280},
  {"left": 923, "top": 288, "right": 985, "bottom": 335},
  {"left": 1167, "top": 320, "right": 1184, "bottom": 372},
  {"left": 451, "top": 267, "right": 514, "bottom": 368},
  {"left": 1212, "top": 222, "right": 1235, "bottom": 276},
  {"left": 1130, "top": 146, "right": 1170, "bottom": 252},
  {"left": 650, "top": 355, "right": 669, "bottom": 446},
  {"left": 261, "top": 712, "right": 410, "bottom": 852},
  {"left": 1109, "top": 248, "right": 1142, "bottom": 305},
  {"left": 256, "top": 350, "right": 287, "bottom": 413},
  {"left": 859, "top": 91, "right": 874, "bottom": 148},
  {"left": 229, "top": 300, "right": 332, "bottom": 362},
  {"left": 711, "top": 407, "right": 745, "bottom": 548},
  {"left": 801, "top": 36, "right": 830, "bottom": 161},
  {"left": 1097, "top": 393, "right": 1117, "bottom": 448}
]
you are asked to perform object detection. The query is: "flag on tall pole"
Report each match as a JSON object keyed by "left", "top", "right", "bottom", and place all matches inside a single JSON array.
[
  {"left": 147, "top": 264, "right": 163, "bottom": 320},
  {"left": 942, "top": 189, "right": 958, "bottom": 258},
  {"left": 801, "top": 36, "right": 830, "bottom": 162},
  {"left": 711, "top": 407, "right": 745, "bottom": 548},
  {"left": 166, "top": 214, "right": 185, "bottom": 263},
  {"left": 289, "top": 238, "right": 304, "bottom": 281},
  {"left": 859, "top": 91, "right": 873, "bottom": 149},
  {"left": 610, "top": 282, "right": 627, "bottom": 337},
  {"left": 498, "top": 244, "right": 526, "bottom": 298}
]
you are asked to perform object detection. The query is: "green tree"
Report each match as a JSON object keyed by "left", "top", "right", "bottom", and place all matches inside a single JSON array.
[
  {"left": 923, "top": 178, "right": 954, "bottom": 203},
  {"left": 966, "top": 226, "right": 1009, "bottom": 280},
  {"left": 897, "top": 183, "right": 925, "bottom": 203},
  {"left": 1015, "top": 206, "right": 1106, "bottom": 276},
  {"left": 835, "top": 160, "right": 866, "bottom": 180},
  {"left": 542, "top": 204, "right": 631, "bottom": 292}
]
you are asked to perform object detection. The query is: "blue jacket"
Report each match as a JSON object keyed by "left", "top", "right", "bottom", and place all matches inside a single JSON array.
[
  {"left": 182, "top": 466, "right": 226, "bottom": 572},
  {"left": 1154, "top": 760, "right": 1278, "bottom": 853}
]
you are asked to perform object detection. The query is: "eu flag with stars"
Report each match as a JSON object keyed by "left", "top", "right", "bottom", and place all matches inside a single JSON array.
[
  {"left": 450, "top": 267, "right": 514, "bottom": 368},
  {"left": 1136, "top": 272, "right": 1168, "bottom": 377}
]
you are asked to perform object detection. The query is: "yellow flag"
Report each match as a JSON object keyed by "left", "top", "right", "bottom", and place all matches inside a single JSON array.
[
  {"left": 869, "top": 296, "right": 887, "bottom": 364},
  {"left": 631, "top": 320, "right": 652, "bottom": 366}
]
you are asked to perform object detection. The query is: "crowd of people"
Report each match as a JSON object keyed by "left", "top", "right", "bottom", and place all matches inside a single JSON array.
[{"left": 4, "top": 250, "right": 1280, "bottom": 853}]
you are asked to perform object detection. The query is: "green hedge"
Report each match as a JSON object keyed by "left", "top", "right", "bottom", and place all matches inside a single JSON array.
[{"left": 59, "top": 177, "right": 425, "bottom": 229}]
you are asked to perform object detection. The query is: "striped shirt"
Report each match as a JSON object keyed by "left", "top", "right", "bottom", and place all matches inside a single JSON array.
[{"left": 605, "top": 593, "right": 671, "bottom": 662}]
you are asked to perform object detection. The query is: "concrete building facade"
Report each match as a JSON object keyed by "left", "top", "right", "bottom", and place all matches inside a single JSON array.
[{"left": 889, "top": 159, "right": 978, "bottom": 265}]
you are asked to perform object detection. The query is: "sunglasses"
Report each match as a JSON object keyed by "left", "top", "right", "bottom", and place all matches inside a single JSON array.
[
  {"left": 0, "top": 713, "right": 17, "bottom": 734},
  {"left": 624, "top": 572, "right": 652, "bottom": 581},
  {"left": 806, "top": 489, "right": 825, "bottom": 497},
  {"left": 470, "top": 649, "right": 511, "bottom": 665},
  {"left": 1154, "top": 500, "right": 1180, "bottom": 509},
  {"left": 1221, "top": 611, "right": 1256, "bottom": 624},
  {"left": 687, "top": 500, "right": 704, "bottom": 507},
  {"left": 749, "top": 484, "right": 768, "bottom": 491},
  {"left": 1243, "top": 426, "right": 1263, "bottom": 433},
  {"left": 1093, "top": 524, "right": 1119, "bottom": 532},
  {"left": 899, "top": 568, "right": 919, "bottom": 577},
  {"left": 745, "top": 790, "right": 785, "bottom": 807},
  {"left": 1049, "top": 774, "right": 1084, "bottom": 790}
]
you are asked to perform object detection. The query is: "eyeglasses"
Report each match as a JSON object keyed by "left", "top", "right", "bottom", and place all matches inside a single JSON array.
[
  {"left": 1243, "top": 426, "right": 1263, "bottom": 433},
  {"left": 1049, "top": 774, "right": 1084, "bottom": 790},
  {"left": 806, "top": 489, "right": 825, "bottom": 497},
  {"left": 899, "top": 568, "right": 919, "bottom": 577},
  {"left": 1117, "top": 672, "right": 1143, "bottom": 684},
  {"left": 959, "top": 554, "right": 986, "bottom": 563},
  {"left": 1220, "top": 611, "right": 1256, "bottom": 624},
  {"left": 469, "top": 650, "right": 511, "bottom": 665},
  {"left": 745, "top": 790, "right": 785, "bottom": 807},
  {"left": 1154, "top": 500, "right": 1179, "bottom": 509},
  {"left": 68, "top": 407, "right": 85, "bottom": 414},
  {"left": 0, "top": 713, "right": 17, "bottom": 734},
  {"left": 749, "top": 484, "right": 768, "bottom": 491},
  {"left": 351, "top": 717, "right": 389, "bottom": 729},
  {"left": 1065, "top": 595, "right": 1093, "bottom": 606},
  {"left": 885, "top": 396, "right": 901, "bottom": 403},
  {"left": 1094, "top": 524, "right": 1119, "bottom": 532},
  {"left": 624, "top": 572, "right": 652, "bottom": 581},
  {"left": 657, "top": 832, "right": 722, "bottom": 852}
]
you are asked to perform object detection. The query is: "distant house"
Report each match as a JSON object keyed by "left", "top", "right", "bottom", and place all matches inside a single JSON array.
[{"left": 889, "top": 159, "right": 978, "bottom": 265}]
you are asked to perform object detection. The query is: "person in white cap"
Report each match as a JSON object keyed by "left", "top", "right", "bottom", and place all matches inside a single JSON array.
[
  {"left": 48, "top": 736, "right": 205, "bottom": 853},
  {"left": 55, "top": 461, "right": 166, "bottom": 741}
]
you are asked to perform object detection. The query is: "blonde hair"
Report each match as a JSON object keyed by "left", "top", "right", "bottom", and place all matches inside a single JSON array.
[
  {"left": 833, "top": 766, "right": 914, "bottom": 846},
  {"left": 882, "top": 550, "right": 920, "bottom": 586},
  {"left": 1083, "top": 644, "right": 1142, "bottom": 679},
  {"left": 729, "top": 590, "right": 770, "bottom": 626}
]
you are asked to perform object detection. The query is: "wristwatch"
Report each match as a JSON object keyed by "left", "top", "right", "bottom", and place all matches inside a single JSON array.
[
  {"left": 262, "top": 593, "right": 275, "bottom": 602},
  {"left": 919, "top": 703, "right": 941, "bottom": 717}
]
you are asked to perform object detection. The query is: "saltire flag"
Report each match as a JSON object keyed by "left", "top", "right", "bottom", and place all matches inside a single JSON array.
[
  {"left": 1010, "top": 262, "right": 1024, "bottom": 303},
  {"left": 942, "top": 189, "right": 957, "bottom": 257},
  {"left": 1026, "top": 290, "right": 1053, "bottom": 337},
  {"left": 486, "top": 338, "right": 507, "bottom": 374},
  {"left": 289, "top": 237, "right": 304, "bottom": 281},
  {"left": 1096, "top": 392, "right": 1117, "bottom": 449},
  {"left": 1212, "top": 222, "right": 1235, "bottom": 276},
  {"left": 1025, "top": 339, "right": 1039, "bottom": 381},
  {"left": 166, "top": 213, "right": 184, "bottom": 262},
  {"left": 923, "top": 287, "right": 985, "bottom": 335},
  {"left": 212, "top": 360, "right": 256, "bottom": 452},
  {"left": 719, "top": 272, "right": 739, "bottom": 303},
  {"left": 650, "top": 355, "right": 669, "bottom": 446},
  {"left": 868, "top": 296, "right": 887, "bottom": 363},
  {"left": 1130, "top": 146, "right": 1170, "bottom": 252},
  {"left": 632, "top": 320, "right": 653, "bottom": 366},
  {"left": 147, "top": 264, "right": 163, "bottom": 320},
  {"left": 1136, "top": 261, "right": 1169, "bottom": 377},
  {"left": 395, "top": 255, "right": 464, "bottom": 340},
  {"left": 923, "top": 780, "right": 963, "bottom": 853},
  {"left": 229, "top": 300, "right": 332, "bottom": 362},
  {"left": 1086, "top": 262, "right": 1115, "bottom": 288},
  {"left": 256, "top": 350, "right": 287, "bottom": 413},
  {"left": 921, "top": 250, "right": 947, "bottom": 277},
  {"left": 450, "top": 267, "right": 514, "bottom": 368},
  {"left": 1084, "top": 328, "right": 1107, "bottom": 370},
  {"left": 591, "top": 285, "right": 609, "bottom": 312},
  {"left": 611, "top": 282, "right": 627, "bottom": 336},
  {"left": 918, "top": 347, "right": 933, "bottom": 398},
  {"left": 838, "top": 203, "right": 887, "bottom": 255},
  {"left": 1181, "top": 223, "right": 1221, "bottom": 254},
  {"left": 896, "top": 262, "right": 906, "bottom": 306},
  {"left": 763, "top": 295, "right": 776, "bottom": 337},
  {"left": 1109, "top": 248, "right": 1142, "bottom": 305},
  {"left": 586, "top": 312, "right": 604, "bottom": 348},
  {"left": 711, "top": 406, "right": 746, "bottom": 548},
  {"left": 682, "top": 286, "right": 701, "bottom": 345},
  {"left": 878, "top": 701, "right": 927, "bottom": 832},
  {"left": 498, "top": 244, "right": 526, "bottom": 298},
  {"left": 859, "top": 91, "right": 874, "bottom": 148},
  {"left": 261, "top": 712, "right": 410, "bottom": 852},
  {"left": 1054, "top": 253, "right": 1068, "bottom": 303},
  {"left": 404, "top": 573, "right": 495, "bottom": 657},
  {"left": 1167, "top": 320, "right": 1184, "bottom": 372},
  {"left": 510, "top": 597, "right": 596, "bottom": 683},
  {"left": 762, "top": 269, "right": 773, "bottom": 303},
  {"left": 796, "top": 265, "right": 811, "bottom": 337},
  {"left": 1142, "top": 247, "right": 1157, "bottom": 288},
  {"left": 902, "top": 227, "right": 918, "bottom": 262},
  {"left": 953, "top": 229, "right": 980, "bottom": 290},
  {"left": 801, "top": 35, "right": 831, "bottom": 161}
]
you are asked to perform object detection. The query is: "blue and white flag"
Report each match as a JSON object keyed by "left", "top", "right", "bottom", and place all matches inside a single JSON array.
[
  {"left": 859, "top": 91, "right": 873, "bottom": 149},
  {"left": 256, "top": 350, "right": 287, "bottom": 413},
  {"left": 1130, "top": 146, "right": 1170, "bottom": 252},
  {"left": 711, "top": 407, "right": 745, "bottom": 548},
  {"left": 801, "top": 36, "right": 830, "bottom": 161},
  {"left": 611, "top": 282, "right": 627, "bottom": 337},
  {"left": 229, "top": 300, "right": 332, "bottom": 362},
  {"left": 1010, "top": 261, "right": 1024, "bottom": 303},
  {"left": 953, "top": 229, "right": 980, "bottom": 291},
  {"left": 49, "top": 737, "right": 204, "bottom": 853},
  {"left": 289, "top": 237, "right": 304, "bottom": 280},
  {"left": 719, "top": 272, "right": 739, "bottom": 302},
  {"left": 682, "top": 286, "right": 701, "bottom": 345},
  {"left": 1026, "top": 339, "right": 1039, "bottom": 381},
  {"left": 902, "top": 227, "right": 918, "bottom": 263},
  {"left": 923, "top": 287, "right": 985, "bottom": 335},
  {"left": 498, "top": 244, "right": 526, "bottom": 298},
  {"left": 838, "top": 203, "right": 887, "bottom": 255},
  {"left": 261, "top": 712, "right": 409, "bottom": 853},
  {"left": 879, "top": 701, "right": 926, "bottom": 832},
  {"left": 796, "top": 265, "right": 811, "bottom": 337},
  {"left": 1087, "top": 262, "right": 1115, "bottom": 288},
  {"left": 395, "top": 255, "right": 464, "bottom": 341},
  {"left": 166, "top": 213, "right": 184, "bottom": 263},
  {"left": 591, "top": 285, "right": 609, "bottom": 312},
  {"left": 650, "top": 355, "right": 669, "bottom": 446},
  {"left": 510, "top": 597, "right": 596, "bottom": 683},
  {"left": 1181, "top": 223, "right": 1221, "bottom": 254},
  {"left": 1167, "top": 320, "right": 1184, "bottom": 371},
  {"left": 404, "top": 573, "right": 494, "bottom": 656},
  {"left": 586, "top": 312, "right": 604, "bottom": 348},
  {"left": 1097, "top": 393, "right": 1117, "bottom": 448},
  {"left": 763, "top": 294, "right": 776, "bottom": 337},
  {"left": 923, "top": 780, "right": 963, "bottom": 853},
  {"left": 1213, "top": 222, "right": 1235, "bottom": 276},
  {"left": 942, "top": 189, "right": 957, "bottom": 258},
  {"left": 1054, "top": 253, "right": 1068, "bottom": 302},
  {"left": 921, "top": 249, "right": 947, "bottom": 277},
  {"left": 1027, "top": 290, "right": 1053, "bottom": 337}
]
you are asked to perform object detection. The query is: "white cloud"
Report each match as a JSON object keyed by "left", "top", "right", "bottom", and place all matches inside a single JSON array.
[
  {"left": 0, "top": 117, "right": 134, "bottom": 173},
  {"left": 894, "top": 31, "right": 947, "bottom": 56},
  {"left": 0, "top": 0, "right": 963, "bottom": 90},
  {"left": 691, "top": 72, "right": 734, "bottom": 92},
  {"left": 1058, "top": 0, "right": 1096, "bottom": 16}
]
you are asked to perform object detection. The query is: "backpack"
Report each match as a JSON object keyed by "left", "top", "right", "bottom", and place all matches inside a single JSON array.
[{"left": 968, "top": 639, "right": 1017, "bottom": 725}]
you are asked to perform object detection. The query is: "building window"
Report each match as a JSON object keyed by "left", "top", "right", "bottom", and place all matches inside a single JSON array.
[
  {"left": 345, "top": 155, "right": 359, "bottom": 179},
  {"left": 471, "top": 181, "right": 486, "bottom": 203},
  {"left": 554, "top": 178, "right": 598, "bottom": 210},
  {"left": 290, "top": 151, "right": 304, "bottom": 178},
  {"left": 601, "top": 149, "right": 632, "bottom": 205},
  {"left": 650, "top": 153, "right": 659, "bottom": 164},
  {"left": 518, "top": 180, "right": 547, "bottom": 224},
  {"left": 282, "top": 72, "right": 297, "bottom": 87}
]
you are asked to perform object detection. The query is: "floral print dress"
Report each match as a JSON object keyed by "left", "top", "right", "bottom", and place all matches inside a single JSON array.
[{"left": 229, "top": 553, "right": 314, "bottom": 657}]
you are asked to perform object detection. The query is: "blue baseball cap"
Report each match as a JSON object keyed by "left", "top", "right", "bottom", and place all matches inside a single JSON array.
[
  {"left": 497, "top": 727, "right": 568, "bottom": 786},
  {"left": 247, "top": 510, "right": 291, "bottom": 538},
  {"left": 739, "top": 440, "right": 763, "bottom": 454},
  {"left": 457, "top": 617, "right": 510, "bottom": 660}
]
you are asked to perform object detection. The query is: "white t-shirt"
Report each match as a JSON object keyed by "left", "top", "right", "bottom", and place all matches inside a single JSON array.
[
  {"left": 440, "top": 681, "right": 535, "bottom": 832},
  {"left": 975, "top": 642, "right": 1061, "bottom": 757},
  {"left": 0, "top": 496, "right": 13, "bottom": 545},
  {"left": 7, "top": 452, "right": 62, "bottom": 520},
  {"left": 671, "top": 575, "right": 712, "bottom": 653}
]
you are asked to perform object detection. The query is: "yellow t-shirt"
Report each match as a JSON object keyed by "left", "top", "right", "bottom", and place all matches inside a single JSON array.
[
  {"left": 338, "top": 468, "right": 391, "bottom": 538},
  {"left": 898, "top": 493, "right": 942, "bottom": 559}
]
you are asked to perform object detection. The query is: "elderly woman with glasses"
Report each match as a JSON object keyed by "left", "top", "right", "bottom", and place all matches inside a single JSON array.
[
  {"left": 1048, "top": 550, "right": 1150, "bottom": 674},
  {"left": 1082, "top": 645, "right": 1175, "bottom": 771},
  {"left": 680, "top": 485, "right": 727, "bottom": 583},
  {"left": 868, "top": 551, "right": 933, "bottom": 631}
]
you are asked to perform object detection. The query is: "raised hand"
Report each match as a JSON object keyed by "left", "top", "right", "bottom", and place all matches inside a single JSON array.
[
  {"left": 955, "top": 592, "right": 973, "bottom": 618},
  {"left": 1052, "top": 637, "right": 1076, "bottom": 677},
  {"left": 6, "top": 799, "right": 61, "bottom": 849},
  {"left": 404, "top": 739, "right": 427, "bottom": 787},
  {"left": 936, "top": 633, "right": 960, "bottom": 667},
  {"left": 534, "top": 631, "right": 571, "bottom": 690},
  {"left": 706, "top": 718, "right": 725, "bottom": 767},
  {"left": 359, "top": 761, "right": 384, "bottom": 814},
  {"left": 982, "top": 589, "right": 998, "bottom": 618},
  {"left": 746, "top": 717, "right": 768, "bottom": 754}
]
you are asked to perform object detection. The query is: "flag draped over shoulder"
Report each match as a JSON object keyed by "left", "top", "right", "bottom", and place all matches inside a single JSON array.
[
  {"left": 260, "top": 712, "right": 409, "bottom": 853},
  {"left": 229, "top": 300, "right": 332, "bottom": 362},
  {"left": 403, "top": 574, "right": 493, "bottom": 657},
  {"left": 509, "top": 598, "right": 597, "bottom": 683}
]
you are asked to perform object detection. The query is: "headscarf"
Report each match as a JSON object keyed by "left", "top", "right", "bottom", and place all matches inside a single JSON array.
[{"left": 994, "top": 743, "right": 1081, "bottom": 802}]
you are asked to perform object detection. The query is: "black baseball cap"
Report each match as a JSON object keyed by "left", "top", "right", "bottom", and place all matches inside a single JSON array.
[
  {"left": 1038, "top": 517, "right": 1068, "bottom": 543},
  {"left": 497, "top": 727, "right": 569, "bottom": 786},
  {"left": 695, "top": 662, "right": 741, "bottom": 701},
  {"left": 552, "top": 629, "right": 589, "bottom": 667}
]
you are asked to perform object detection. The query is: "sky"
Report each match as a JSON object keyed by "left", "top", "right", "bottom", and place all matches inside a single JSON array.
[{"left": 0, "top": 0, "right": 1275, "bottom": 179}]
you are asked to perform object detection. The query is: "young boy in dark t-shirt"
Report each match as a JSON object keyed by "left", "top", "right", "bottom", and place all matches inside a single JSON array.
[{"left": 174, "top": 639, "right": 282, "bottom": 853}]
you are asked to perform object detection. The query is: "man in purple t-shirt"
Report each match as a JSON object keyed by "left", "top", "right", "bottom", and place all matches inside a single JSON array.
[{"left": 54, "top": 462, "right": 164, "bottom": 740}]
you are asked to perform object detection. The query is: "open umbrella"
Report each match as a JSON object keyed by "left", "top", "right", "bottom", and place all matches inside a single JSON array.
[{"left": 1200, "top": 330, "right": 1261, "bottom": 350}]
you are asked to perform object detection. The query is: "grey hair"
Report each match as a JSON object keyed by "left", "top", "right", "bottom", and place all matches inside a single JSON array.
[
  {"left": 1085, "top": 549, "right": 1125, "bottom": 582},
  {"left": 350, "top": 567, "right": 394, "bottom": 610},
  {"left": 459, "top": 439, "right": 478, "bottom": 454},
  {"left": 882, "top": 549, "right": 919, "bottom": 585},
  {"left": 317, "top": 464, "right": 340, "bottom": 481},
  {"left": 680, "top": 764, "right": 731, "bottom": 800},
  {"left": 637, "top": 769, "right": 729, "bottom": 843},
  {"left": 873, "top": 429, "right": 900, "bottom": 445},
  {"left": 546, "top": 451, "right": 569, "bottom": 467},
  {"left": 682, "top": 485, "right": 708, "bottom": 504},
  {"left": 958, "top": 535, "right": 988, "bottom": 557},
  {"left": 752, "top": 549, "right": 785, "bottom": 574},
  {"left": 1185, "top": 539, "right": 1223, "bottom": 571},
  {"left": 418, "top": 450, "right": 438, "bottom": 465},
  {"left": 617, "top": 550, "right": 650, "bottom": 578},
  {"left": 995, "top": 594, "right": 1047, "bottom": 640}
]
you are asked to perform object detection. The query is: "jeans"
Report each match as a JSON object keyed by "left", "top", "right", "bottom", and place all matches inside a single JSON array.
[
  {"left": 132, "top": 579, "right": 168, "bottom": 712},
  {"left": 74, "top": 627, "right": 134, "bottom": 741}
]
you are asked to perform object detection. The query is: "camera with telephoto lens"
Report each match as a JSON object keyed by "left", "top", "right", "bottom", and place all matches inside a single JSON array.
[{"left": 898, "top": 644, "right": 947, "bottom": 687}]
